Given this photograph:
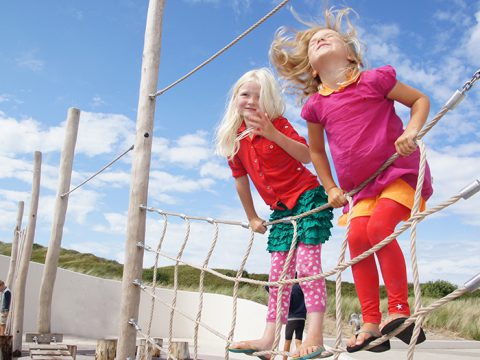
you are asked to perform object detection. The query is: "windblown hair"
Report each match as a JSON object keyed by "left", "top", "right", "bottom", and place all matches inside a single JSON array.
[
  {"left": 270, "top": 7, "right": 364, "bottom": 103},
  {"left": 215, "top": 68, "right": 285, "bottom": 160}
]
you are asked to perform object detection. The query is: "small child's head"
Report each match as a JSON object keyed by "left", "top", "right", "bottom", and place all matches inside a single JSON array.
[
  {"left": 215, "top": 68, "right": 285, "bottom": 159},
  {"left": 270, "top": 7, "right": 363, "bottom": 102}
]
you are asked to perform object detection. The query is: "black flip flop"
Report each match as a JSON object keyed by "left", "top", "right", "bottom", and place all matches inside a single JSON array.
[
  {"left": 381, "top": 317, "right": 426, "bottom": 345},
  {"left": 346, "top": 330, "right": 391, "bottom": 353}
]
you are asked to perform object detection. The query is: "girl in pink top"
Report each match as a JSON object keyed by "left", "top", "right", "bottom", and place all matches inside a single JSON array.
[{"left": 270, "top": 7, "right": 432, "bottom": 353}]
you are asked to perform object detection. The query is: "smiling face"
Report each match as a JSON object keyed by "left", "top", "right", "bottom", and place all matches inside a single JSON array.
[
  {"left": 307, "top": 28, "right": 350, "bottom": 72},
  {"left": 235, "top": 81, "right": 261, "bottom": 121}
]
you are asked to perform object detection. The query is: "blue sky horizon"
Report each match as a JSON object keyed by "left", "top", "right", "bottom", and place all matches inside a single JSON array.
[{"left": 0, "top": 0, "right": 479, "bottom": 286}]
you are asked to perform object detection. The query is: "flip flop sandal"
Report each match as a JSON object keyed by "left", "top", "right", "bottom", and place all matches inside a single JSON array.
[
  {"left": 228, "top": 347, "right": 270, "bottom": 360},
  {"left": 291, "top": 345, "right": 333, "bottom": 359},
  {"left": 346, "top": 330, "right": 391, "bottom": 353},
  {"left": 381, "top": 317, "right": 426, "bottom": 345}
]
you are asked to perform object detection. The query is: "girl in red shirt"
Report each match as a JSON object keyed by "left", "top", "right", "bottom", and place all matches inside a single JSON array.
[{"left": 215, "top": 68, "right": 333, "bottom": 360}]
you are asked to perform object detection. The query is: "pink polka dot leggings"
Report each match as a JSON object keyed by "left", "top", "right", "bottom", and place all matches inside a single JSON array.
[{"left": 266, "top": 243, "right": 326, "bottom": 324}]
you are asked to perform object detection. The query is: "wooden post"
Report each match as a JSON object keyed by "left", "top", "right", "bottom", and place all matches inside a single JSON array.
[
  {"left": 135, "top": 339, "right": 148, "bottom": 360},
  {"left": 95, "top": 339, "right": 117, "bottom": 360},
  {"left": 11, "top": 151, "right": 42, "bottom": 355},
  {"left": 66, "top": 344, "right": 77, "bottom": 360},
  {"left": 151, "top": 338, "right": 162, "bottom": 357},
  {"left": 170, "top": 341, "right": 190, "bottom": 360},
  {"left": 6, "top": 201, "right": 24, "bottom": 288},
  {"left": 0, "top": 335, "right": 12, "bottom": 360},
  {"left": 116, "top": 1, "right": 165, "bottom": 359},
  {"left": 37, "top": 107, "right": 80, "bottom": 334}
]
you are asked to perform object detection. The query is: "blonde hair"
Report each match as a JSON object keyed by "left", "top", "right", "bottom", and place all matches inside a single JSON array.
[
  {"left": 215, "top": 68, "right": 285, "bottom": 159},
  {"left": 270, "top": 7, "right": 363, "bottom": 102}
]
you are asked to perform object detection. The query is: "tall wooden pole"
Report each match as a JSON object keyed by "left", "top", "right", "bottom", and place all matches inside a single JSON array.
[
  {"left": 6, "top": 201, "right": 24, "bottom": 288},
  {"left": 12, "top": 151, "right": 42, "bottom": 355},
  {"left": 37, "top": 107, "right": 80, "bottom": 334},
  {"left": 117, "top": 0, "right": 165, "bottom": 358}
]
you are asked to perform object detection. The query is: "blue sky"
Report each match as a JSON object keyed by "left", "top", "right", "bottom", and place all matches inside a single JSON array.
[{"left": 0, "top": 0, "right": 479, "bottom": 286}]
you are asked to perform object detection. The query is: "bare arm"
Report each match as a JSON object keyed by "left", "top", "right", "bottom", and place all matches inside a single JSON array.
[
  {"left": 387, "top": 80, "right": 430, "bottom": 156},
  {"left": 234, "top": 175, "right": 267, "bottom": 233},
  {"left": 246, "top": 111, "right": 311, "bottom": 163},
  {"left": 307, "top": 122, "right": 346, "bottom": 208}
]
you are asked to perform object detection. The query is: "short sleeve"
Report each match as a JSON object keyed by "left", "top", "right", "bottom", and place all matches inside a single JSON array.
[
  {"left": 228, "top": 155, "right": 247, "bottom": 178},
  {"left": 301, "top": 95, "right": 326, "bottom": 126},
  {"left": 301, "top": 98, "right": 317, "bottom": 123},
  {"left": 374, "top": 65, "right": 397, "bottom": 95},
  {"left": 274, "top": 116, "right": 308, "bottom": 145}
]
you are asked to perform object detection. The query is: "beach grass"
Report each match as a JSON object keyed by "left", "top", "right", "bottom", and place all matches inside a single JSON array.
[{"left": 1, "top": 241, "right": 478, "bottom": 340}]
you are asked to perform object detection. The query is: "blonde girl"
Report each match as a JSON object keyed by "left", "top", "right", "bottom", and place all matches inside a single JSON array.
[
  {"left": 270, "top": 8, "right": 432, "bottom": 353},
  {"left": 216, "top": 68, "right": 333, "bottom": 360}
]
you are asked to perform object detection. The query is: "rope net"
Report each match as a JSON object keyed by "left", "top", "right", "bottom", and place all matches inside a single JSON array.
[{"left": 129, "top": 69, "right": 480, "bottom": 360}]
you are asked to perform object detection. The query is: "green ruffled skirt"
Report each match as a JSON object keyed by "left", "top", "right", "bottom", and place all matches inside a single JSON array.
[{"left": 267, "top": 186, "right": 333, "bottom": 252}]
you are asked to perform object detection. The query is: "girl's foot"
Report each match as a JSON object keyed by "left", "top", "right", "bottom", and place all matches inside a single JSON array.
[
  {"left": 291, "top": 340, "right": 326, "bottom": 359},
  {"left": 380, "top": 314, "right": 426, "bottom": 345},
  {"left": 229, "top": 339, "right": 272, "bottom": 351},
  {"left": 380, "top": 313, "right": 407, "bottom": 329},
  {"left": 346, "top": 322, "right": 380, "bottom": 348}
]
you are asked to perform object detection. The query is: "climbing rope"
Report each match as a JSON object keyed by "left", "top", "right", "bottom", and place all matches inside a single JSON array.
[
  {"left": 129, "top": 69, "right": 480, "bottom": 360},
  {"left": 61, "top": 144, "right": 134, "bottom": 198},
  {"left": 150, "top": 0, "right": 291, "bottom": 98}
]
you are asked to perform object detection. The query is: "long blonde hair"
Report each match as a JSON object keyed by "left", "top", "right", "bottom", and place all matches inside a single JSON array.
[
  {"left": 215, "top": 68, "right": 285, "bottom": 159},
  {"left": 270, "top": 7, "right": 364, "bottom": 103}
]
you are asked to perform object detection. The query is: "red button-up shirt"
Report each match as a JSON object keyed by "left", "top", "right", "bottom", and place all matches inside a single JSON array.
[{"left": 228, "top": 116, "right": 319, "bottom": 210}]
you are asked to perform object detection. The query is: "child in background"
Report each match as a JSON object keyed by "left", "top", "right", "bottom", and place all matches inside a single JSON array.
[
  {"left": 283, "top": 283, "right": 307, "bottom": 360},
  {"left": 270, "top": 7, "right": 432, "bottom": 353},
  {"left": 215, "top": 68, "right": 333, "bottom": 360}
]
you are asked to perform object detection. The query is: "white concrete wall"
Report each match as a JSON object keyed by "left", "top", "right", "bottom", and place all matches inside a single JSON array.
[{"left": 0, "top": 254, "right": 268, "bottom": 356}]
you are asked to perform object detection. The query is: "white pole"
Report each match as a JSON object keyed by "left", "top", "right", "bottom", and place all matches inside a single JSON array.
[
  {"left": 12, "top": 151, "right": 42, "bottom": 355},
  {"left": 117, "top": 0, "right": 165, "bottom": 358},
  {"left": 6, "top": 201, "right": 24, "bottom": 288},
  {"left": 37, "top": 107, "right": 80, "bottom": 334}
]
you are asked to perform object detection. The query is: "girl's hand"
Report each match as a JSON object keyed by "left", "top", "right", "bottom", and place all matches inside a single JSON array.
[
  {"left": 395, "top": 130, "right": 418, "bottom": 157},
  {"left": 327, "top": 187, "right": 346, "bottom": 208},
  {"left": 248, "top": 216, "right": 267, "bottom": 234},
  {"left": 245, "top": 111, "right": 277, "bottom": 141}
]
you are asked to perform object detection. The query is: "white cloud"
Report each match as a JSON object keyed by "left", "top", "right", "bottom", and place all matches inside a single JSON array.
[
  {"left": 94, "top": 212, "right": 128, "bottom": 234},
  {"left": 91, "top": 96, "right": 106, "bottom": 108},
  {"left": 16, "top": 51, "right": 44, "bottom": 72},
  {"left": 466, "top": 11, "right": 480, "bottom": 59},
  {"left": 69, "top": 241, "right": 114, "bottom": 257},
  {"left": 427, "top": 148, "right": 480, "bottom": 226},
  {"left": 200, "top": 161, "right": 231, "bottom": 180},
  {"left": 76, "top": 112, "right": 135, "bottom": 157}
]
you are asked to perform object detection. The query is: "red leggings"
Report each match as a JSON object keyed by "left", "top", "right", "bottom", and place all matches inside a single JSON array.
[{"left": 348, "top": 198, "right": 411, "bottom": 324}]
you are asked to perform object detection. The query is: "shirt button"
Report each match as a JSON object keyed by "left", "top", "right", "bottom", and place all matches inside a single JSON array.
[
  {"left": 266, "top": 186, "right": 271, "bottom": 190},
  {"left": 259, "top": 173, "right": 263, "bottom": 177},
  {"left": 254, "top": 159, "right": 257, "bottom": 163},
  {"left": 269, "top": 145, "right": 274, "bottom": 149},
  {"left": 297, "top": 167, "right": 301, "bottom": 171},
  {"left": 285, "top": 125, "right": 289, "bottom": 128}
]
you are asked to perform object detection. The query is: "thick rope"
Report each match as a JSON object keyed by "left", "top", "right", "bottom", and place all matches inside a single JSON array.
[
  {"left": 142, "top": 189, "right": 465, "bottom": 289},
  {"left": 150, "top": 0, "right": 291, "bottom": 98},
  {"left": 226, "top": 228, "right": 256, "bottom": 360},
  {"left": 406, "top": 140, "right": 427, "bottom": 359},
  {"left": 194, "top": 221, "right": 220, "bottom": 360},
  {"left": 134, "top": 281, "right": 229, "bottom": 341},
  {"left": 133, "top": 69, "right": 480, "bottom": 359},
  {"left": 168, "top": 218, "right": 191, "bottom": 359},
  {"left": 332, "top": 195, "right": 353, "bottom": 360},
  {"left": 146, "top": 213, "right": 168, "bottom": 335},
  {"left": 271, "top": 220, "right": 299, "bottom": 355}
]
